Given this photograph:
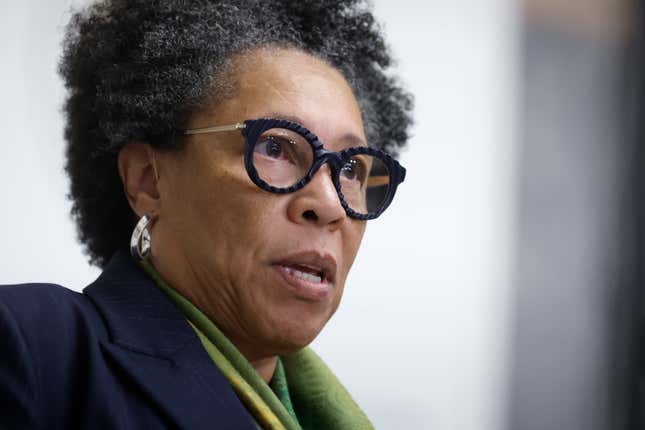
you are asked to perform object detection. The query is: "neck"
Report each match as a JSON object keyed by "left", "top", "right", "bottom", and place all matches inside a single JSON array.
[
  {"left": 226, "top": 334, "right": 280, "bottom": 383},
  {"left": 250, "top": 355, "right": 279, "bottom": 383}
]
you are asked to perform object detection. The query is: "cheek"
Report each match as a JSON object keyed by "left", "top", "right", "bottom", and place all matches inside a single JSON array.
[
  {"left": 193, "top": 172, "right": 285, "bottom": 270},
  {"left": 331, "top": 222, "right": 366, "bottom": 291},
  {"left": 345, "top": 222, "right": 366, "bottom": 262},
  {"left": 164, "top": 150, "right": 265, "bottom": 255},
  {"left": 215, "top": 188, "right": 283, "bottom": 240},
  {"left": 185, "top": 153, "right": 255, "bottom": 227}
]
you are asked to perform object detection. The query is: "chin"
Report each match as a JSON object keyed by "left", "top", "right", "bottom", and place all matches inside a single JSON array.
[{"left": 265, "top": 317, "right": 328, "bottom": 354}]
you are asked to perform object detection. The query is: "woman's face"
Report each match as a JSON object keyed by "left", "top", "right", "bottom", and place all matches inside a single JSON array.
[{"left": 152, "top": 48, "right": 367, "bottom": 359}]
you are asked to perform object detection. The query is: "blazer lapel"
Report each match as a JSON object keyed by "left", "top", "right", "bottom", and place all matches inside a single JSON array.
[{"left": 84, "top": 251, "right": 256, "bottom": 430}]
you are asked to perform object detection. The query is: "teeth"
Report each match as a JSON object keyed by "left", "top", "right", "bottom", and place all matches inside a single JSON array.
[{"left": 283, "top": 266, "right": 323, "bottom": 284}]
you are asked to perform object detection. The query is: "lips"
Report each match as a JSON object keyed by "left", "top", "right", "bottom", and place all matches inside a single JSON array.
[
  {"left": 273, "top": 251, "right": 337, "bottom": 285},
  {"left": 271, "top": 251, "right": 338, "bottom": 301},
  {"left": 281, "top": 264, "right": 325, "bottom": 283}
]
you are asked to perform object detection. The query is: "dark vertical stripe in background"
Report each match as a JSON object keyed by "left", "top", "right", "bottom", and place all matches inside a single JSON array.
[
  {"left": 612, "top": 1, "right": 645, "bottom": 429},
  {"left": 510, "top": 1, "right": 633, "bottom": 429}
]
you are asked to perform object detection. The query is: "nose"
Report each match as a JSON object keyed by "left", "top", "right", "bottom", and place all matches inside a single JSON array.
[{"left": 286, "top": 164, "right": 347, "bottom": 227}]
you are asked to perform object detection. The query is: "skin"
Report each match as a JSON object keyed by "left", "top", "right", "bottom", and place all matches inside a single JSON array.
[{"left": 118, "top": 47, "right": 367, "bottom": 382}]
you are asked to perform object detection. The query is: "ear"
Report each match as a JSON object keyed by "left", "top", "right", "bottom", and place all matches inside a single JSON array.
[{"left": 117, "top": 142, "right": 161, "bottom": 218}]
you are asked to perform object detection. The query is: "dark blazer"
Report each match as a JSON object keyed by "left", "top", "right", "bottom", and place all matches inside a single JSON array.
[{"left": 0, "top": 251, "right": 257, "bottom": 429}]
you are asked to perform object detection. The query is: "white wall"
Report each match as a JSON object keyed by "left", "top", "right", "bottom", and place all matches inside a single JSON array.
[{"left": 0, "top": 1, "right": 518, "bottom": 429}]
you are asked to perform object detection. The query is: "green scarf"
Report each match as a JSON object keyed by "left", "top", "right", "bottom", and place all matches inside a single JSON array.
[{"left": 140, "top": 261, "right": 374, "bottom": 430}]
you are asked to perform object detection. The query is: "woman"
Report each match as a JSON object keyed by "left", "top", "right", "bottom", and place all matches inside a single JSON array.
[{"left": 0, "top": 1, "right": 412, "bottom": 428}]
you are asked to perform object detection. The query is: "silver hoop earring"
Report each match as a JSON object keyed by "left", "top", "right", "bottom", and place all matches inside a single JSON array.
[{"left": 130, "top": 213, "right": 154, "bottom": 260}]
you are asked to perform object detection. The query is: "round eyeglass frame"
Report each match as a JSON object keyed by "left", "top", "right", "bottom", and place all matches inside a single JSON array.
[{"left": 180, "top": 118, "right": 406, "bottom": 220}]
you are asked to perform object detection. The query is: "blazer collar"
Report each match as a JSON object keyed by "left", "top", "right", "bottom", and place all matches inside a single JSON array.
[
  {"left": 84, "top": 250, "right": 256, "bottom": 430},
  {"left": 84, "top": 250, "right": 194, "bottom": 357}
]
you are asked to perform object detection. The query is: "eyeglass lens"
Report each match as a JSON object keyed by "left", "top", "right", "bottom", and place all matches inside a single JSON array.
[{"left": 251, "top": 127, "right": 392, "bottom": 215}]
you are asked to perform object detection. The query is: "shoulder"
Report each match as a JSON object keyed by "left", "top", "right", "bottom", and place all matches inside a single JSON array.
[
  {"left": 0, "top": 282, "right": 99, "bottom": 329},
  {"left": 0, "top": 282, "right": 107, "bottom": 364},
  {"left": 0, "top": 283, "right": 107, "bottom": 428},
  {"left": 0, "top": 282, "right": 86, "bottom": 306}
]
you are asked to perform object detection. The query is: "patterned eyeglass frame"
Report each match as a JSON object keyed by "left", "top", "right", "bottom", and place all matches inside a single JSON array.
[{"left": 179, "top": 118, "right": 406, "bottom": 220}]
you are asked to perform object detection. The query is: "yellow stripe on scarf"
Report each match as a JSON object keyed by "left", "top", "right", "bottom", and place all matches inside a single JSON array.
[{"left": 189, "top": 321, "right": 287, "bottom": 430}]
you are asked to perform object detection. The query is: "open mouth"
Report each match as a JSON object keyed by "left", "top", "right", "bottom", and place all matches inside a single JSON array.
[
  {"left": 272, "top": 251, "right": 337, "bottom": 300},
  {"left": 279, "top": 264, "right": 325, "bottom": 284},
  {"left": 273, "top": 251, "right": 337, "bottom": 285}
]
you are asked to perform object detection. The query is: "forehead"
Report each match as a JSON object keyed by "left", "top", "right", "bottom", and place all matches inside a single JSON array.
[
  {"left": 194, "top": 47, "right": 366, "bottom": 149},
  {"left": 233, "top": 47, "right": 352, "bottom": 96}
]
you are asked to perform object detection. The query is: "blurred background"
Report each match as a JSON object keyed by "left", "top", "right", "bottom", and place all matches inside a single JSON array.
[{"left": 1, "top": 0, "right": 643, "bottom": 429}]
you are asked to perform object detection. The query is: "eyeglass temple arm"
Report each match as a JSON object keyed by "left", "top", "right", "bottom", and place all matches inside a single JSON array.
[{"left": 182, "top": 123, "right": 246, "bottom": 135}]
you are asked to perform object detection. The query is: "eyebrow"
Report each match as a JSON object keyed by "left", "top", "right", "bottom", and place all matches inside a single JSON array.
[{"left": 263, "top": 112, "right": 368, "bottom": 149}]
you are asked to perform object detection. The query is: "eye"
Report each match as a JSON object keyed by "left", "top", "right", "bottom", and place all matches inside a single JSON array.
[
  {"left": 254, "top": 136, "right": 292, "bottom": 161},
  {"left": 340, "top": 158, "right": 367, "bottom": 184}
]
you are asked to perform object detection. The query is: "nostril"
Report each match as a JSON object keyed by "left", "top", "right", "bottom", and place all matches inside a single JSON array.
[{"left": 302, "top": 210, "right": 318, "bottom": 221}]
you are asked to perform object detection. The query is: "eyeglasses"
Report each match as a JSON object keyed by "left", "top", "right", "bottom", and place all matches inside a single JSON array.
[{"left": 180, "top": 118, "right": 406, "bottom": 220}]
